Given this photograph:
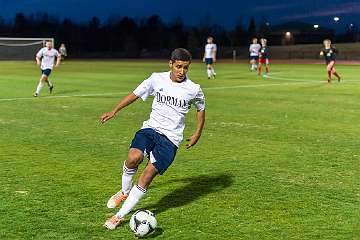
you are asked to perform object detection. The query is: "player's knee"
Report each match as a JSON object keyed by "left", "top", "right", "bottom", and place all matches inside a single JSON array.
[{"left": 126, "top": 149, "right": 143, "bottom": 168}]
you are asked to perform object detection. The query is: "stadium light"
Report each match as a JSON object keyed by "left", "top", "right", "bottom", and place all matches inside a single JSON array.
[
  {"left": 313, "top": 24, "right": 319, "bottom": 29},
  {"left": 333, "top": 17, "right": 340, "bottom": 22},
  {"left": 285, "top": 31, "right": 291, "bottom": 37}
]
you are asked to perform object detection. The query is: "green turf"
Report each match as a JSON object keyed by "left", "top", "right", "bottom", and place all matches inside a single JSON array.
[{"left": 0, "top": 60, "right": 359, "bottom": 240}]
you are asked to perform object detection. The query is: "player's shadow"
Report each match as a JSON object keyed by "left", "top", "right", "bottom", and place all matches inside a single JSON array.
[{"left": 145, "top": 174, "right": 233, "bottom": 215}]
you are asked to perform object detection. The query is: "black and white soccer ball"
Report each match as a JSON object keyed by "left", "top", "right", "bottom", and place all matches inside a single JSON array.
[{"left": 129, "top": 210, "right": 157, "bottom": 237}]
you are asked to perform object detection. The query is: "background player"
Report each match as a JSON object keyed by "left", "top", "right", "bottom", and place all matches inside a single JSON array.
[
  {"left": 59, "top": 43, "right": 68, "bottom": 60},
  {"left": 249, "top": 38, "right": 261, "bottom": 71},
  {"left": 258, "top": 38, "right": 270, "bottom": 77},
  {"left": 320, "top": 39, "right": 341, "bottom": 83},
  {"left": 34, "top": 41, "right": 61, "bottom": 97},
  {"left": 100, "top": 48, "right": 206, "bottom": 230},
  {"left": 203, "top": 36, "right": 217, "bottom": 79}
]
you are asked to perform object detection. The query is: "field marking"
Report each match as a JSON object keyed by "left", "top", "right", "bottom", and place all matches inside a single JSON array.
[{"left": 0, "top": 81, "right": 322, "bottom": 102}]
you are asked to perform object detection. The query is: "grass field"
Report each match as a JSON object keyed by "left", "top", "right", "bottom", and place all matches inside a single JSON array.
[{"left": 0, "top": 60, "right": 359, "bottom": 240}]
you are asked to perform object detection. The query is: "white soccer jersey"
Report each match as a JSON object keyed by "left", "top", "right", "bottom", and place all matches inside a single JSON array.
[
  {"left": 36, "top": 47, "right": 60, "bottom": 70},
  {"left": 133, "top": 71, "right": 205, "bottom": 147},
  {"left": 204, "top": 43, "right": 217, "bottom": 59},
  {"left": 249, "top": 43, "right": 261, "bottom": 56}
]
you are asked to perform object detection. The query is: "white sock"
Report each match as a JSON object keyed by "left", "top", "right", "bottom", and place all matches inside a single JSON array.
[
  {"left": 211, "top": 68, "right": 216, "bottom": 75},
  {"left": 122, "top": 163, "right": 137, "bottom": 195},
  {"left": 207, "top": 69, "right": 212, "bottom": 78},
  {"left": 116, "top": 185, "right": 146, "bottom": 218},
  {"left": 35, "top": 82, "right": 45, "bottom": 94}
]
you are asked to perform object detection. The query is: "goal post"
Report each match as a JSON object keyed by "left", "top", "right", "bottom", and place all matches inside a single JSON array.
[{"left": 0, "top": 37, "right": 54, "bottom": 60}]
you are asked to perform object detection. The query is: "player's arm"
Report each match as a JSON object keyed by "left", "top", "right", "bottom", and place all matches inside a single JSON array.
[
  {"left": 319, "top": 50, "right": 324, "bottom": 56},
  {"left": 212, "top": 45, "right": 217, "bottom": 62},
  {"left": 186, "top": 110, "right": 205, "bottom": 149},
  {"left": 55, "top": 51, "right": 61, "bottom": 67},
  {"left": 35, "top": 49, "right": 42, "bottom": 66},
  {"left": 36, "top": 57, "right": 41, "bottom": 66},
  {"left": 100, "top": 93, "right": 139, "bottom": 124}
]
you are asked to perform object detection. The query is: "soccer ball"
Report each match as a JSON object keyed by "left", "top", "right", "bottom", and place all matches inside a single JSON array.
[{"left": 129, "top": 209, "right": 157, "bottom": 237}]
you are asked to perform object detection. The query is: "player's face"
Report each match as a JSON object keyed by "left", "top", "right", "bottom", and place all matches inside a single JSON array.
[
  {"left": 169, "top": 60, "right": 191, "bottom": 82},
  {"left": 207, "top": 38, "right": 213, "bottom": 44},
  {"left": 323, "top": 40, "right": 331, "bottom": 48},
  {"left": 252, "top": 38, "right": 257, "bottom": 44},
  {"left": 46, "top": 42, "right": 53, "bottom": 49}
]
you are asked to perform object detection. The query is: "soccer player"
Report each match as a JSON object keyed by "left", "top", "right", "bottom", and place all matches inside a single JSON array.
[
  {"left": 100, "top": 48, "right": 206, "bottom": 230},
  {"left": 203, "top": 36, "right": 217, "bottom": 79},
  {"left": 258, "top": 38, "right": 270, "bottom": 77},
  {"left": 33, "top": 41, "right": 61, "bottom": 97},
  {"left": 320, "top": 39, "right": 341, "bottom": 83},
  {"left": 59, "top": 43, "right": 67, "bottom": 60},
  {"left": 249, "top": 38, "right": 261, "bottom": 71}
]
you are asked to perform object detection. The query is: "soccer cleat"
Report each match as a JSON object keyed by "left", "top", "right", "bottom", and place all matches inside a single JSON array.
[
  {"left": 49, "top": 85, "right": 54, "bottom": 94},
  {"left": 33, "top": 93, "right": 38, "bottom": 97},
  {"left": 107, "top": 191, "right": 128, "bottom": 208},
  {"left": 327, "top": 79, "right": 331, "bottom": 83},
  {"left": 337, "top": 77, "right": 341, "bottom": 82},
  {"left": 104, "top": 215, "right": 124, "bottom": 230}
]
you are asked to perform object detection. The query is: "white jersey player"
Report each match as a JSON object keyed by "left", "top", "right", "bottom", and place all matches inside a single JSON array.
[
  {"left": 34, "top": 41, "right": 61, "bottom": 97},
  {"left": 100, "top": 48, "right": 206, "bottom": 230},
  {"left": 249, "top": 38, "right": 261, "bottom": 71},
  {"left": 203, "top": 36, "right": 217, "bottom": 79}
]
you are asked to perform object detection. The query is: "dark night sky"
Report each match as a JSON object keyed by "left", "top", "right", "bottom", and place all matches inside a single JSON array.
[{"left": 0, "top": 0, "right": 359, "bottom": 30}]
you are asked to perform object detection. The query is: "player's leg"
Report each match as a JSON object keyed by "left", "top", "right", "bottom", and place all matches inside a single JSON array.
[
  {"left": 326, "top": 61, "right": 334, "bottom": 82},
  {"left": 210, "top": 62, "right": 216, "bottom": 78},
  {"left": 250, "top": 58, "right": 256, "bottom": 71},
  {"left": 34, "top": 74, "right": 47, "bottom": 97},
  {"left": 258, "top": 62, "right": 262, "bottom": 75},
  {"left": 42, "top": 69, "right": 54, "bottom": 93},
  {"left": 104, "top": 130, "right": 177, "bottom": 230},
  {"left": 106, "top": 148, "right": 144, "bottom": 208},
  {"left": 104, "top": 162, "right": 158, "bottom": 230},
  {"left": 107, "top": 129, "right": 154, "bottom": 208},
  {"left": 207, "top": 64, "right": 212, "bottom": 79},
  {"left": 331, "top": 65, "right": 341, "bottom": 82},
  {"left": 265, "top": 59, "right": 270, "bottom": 75}
]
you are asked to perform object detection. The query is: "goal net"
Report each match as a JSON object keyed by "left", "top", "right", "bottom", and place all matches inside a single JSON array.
[{"left": 0, "top": 37, "right": 54, "bottom": 60}]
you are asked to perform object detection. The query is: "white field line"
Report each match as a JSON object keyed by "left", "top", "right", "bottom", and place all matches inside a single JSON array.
[{"left": 0, "top": 81, "right": 323, "bottom": 102}]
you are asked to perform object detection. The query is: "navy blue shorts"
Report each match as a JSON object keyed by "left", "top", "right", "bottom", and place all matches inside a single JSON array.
[
  {"left": 41, "top": 69, "right": 52, "bottom": 76},
  {"left": 205, "top": 58, "right": 213, "bottom": 65},
  {"left": 130, "top": 128, "right": 178, "bottom": 175},
  {"left": 250, "top": 56, "right": 259, "bottom": 61}
]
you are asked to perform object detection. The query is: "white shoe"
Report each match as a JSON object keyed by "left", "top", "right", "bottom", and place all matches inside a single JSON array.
[{"left": 107, "top": 191, "right": 128, "bottom": 209}]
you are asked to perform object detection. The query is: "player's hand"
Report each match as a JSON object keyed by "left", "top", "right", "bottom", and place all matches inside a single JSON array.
[
  {"left": 202, "top": 58, "right": 205, "bottom": 62},
  {"left": 36, "top": 61, "right": 41, "bottom": 67},
  {"left": 55, "top": 64, "right": 60, "bottom": 68},
  {"left": 213, "top": 58, "right": 217, "bottom": 63},
  {"left": 100, "top": 111, "right": 116, "bottom": 124},
  {"left": 319, "top": 51, "right": 324, "bottom": 56},
  {"left": 185, "top": 134, "right": 200, "bottom": 149}
]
